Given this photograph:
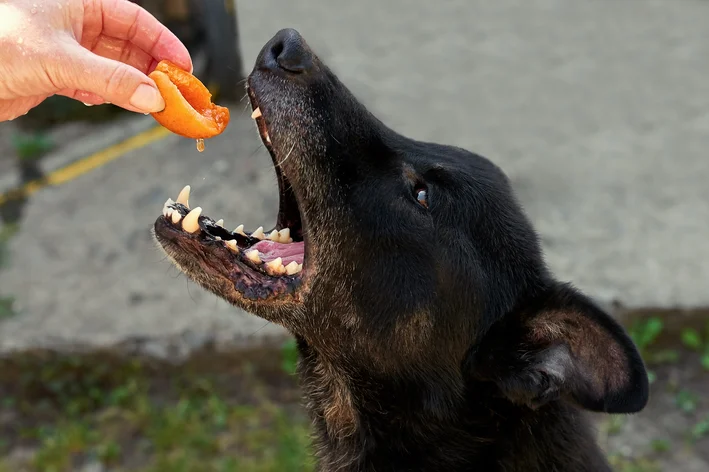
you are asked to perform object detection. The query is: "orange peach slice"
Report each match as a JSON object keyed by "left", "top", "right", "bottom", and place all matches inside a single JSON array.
[{"left": 148, "top": 60, "right": 230, "bottom": 141}]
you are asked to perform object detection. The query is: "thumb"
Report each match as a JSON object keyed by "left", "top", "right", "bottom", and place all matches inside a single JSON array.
[{"left": 57, "top": 46, "right": 165, "bottom": 113}]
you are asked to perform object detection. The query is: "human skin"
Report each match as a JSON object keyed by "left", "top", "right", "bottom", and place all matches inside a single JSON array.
[{"left": 0, "top": 0, "right": 192, "bottom": 121}]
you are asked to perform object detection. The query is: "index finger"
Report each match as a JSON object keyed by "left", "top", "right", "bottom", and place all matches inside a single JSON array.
[{"left": 92, "top": 0, "right": 193, "bottom": 72}]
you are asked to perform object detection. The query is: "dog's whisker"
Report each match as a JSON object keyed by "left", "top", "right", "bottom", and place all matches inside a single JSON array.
[{"left": 275, "top": 142, "right": 297, "bottom": 169}]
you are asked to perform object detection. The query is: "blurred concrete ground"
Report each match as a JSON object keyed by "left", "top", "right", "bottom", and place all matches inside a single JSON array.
[{"left": 1, "top": 0, "right": 709, "bottom": 355}]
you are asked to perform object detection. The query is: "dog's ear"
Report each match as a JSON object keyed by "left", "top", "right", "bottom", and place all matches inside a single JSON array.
[{"left": 472, "top": 284, "right": 648, "bottom": 413}]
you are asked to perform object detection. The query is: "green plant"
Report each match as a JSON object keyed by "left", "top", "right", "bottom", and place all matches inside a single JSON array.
[
  {"left": 674, "top": 389, "right": 698, "bottom": 414},
  {"left": 0, "top": 296, "right": 16, "bottom": 320},
  {"left": 628, "top": 317, "right": 664, "bottom": 382},
  {"left": 681, "top": 328, "right": 702, "bottom": 351},
  {"left": 11, "top": 132, "right": 54, "bottom": 161},
  {"left": 281, "top": 338, "right": 299, "bottom": 375},
  {"left": 680, "top": 324, "right": 709, "bottom": 372},
  {"left": 0, "top": 224, "right": 19, "bottom": 269},
  {"left": 629, "top": 317, "right": 663, "bottom": 353},
  {"left": 691, "top": 416, "right": 709, "bottom": 441},
  {"left": 649, "top": 438, "right": 670, "bottom": 453}
]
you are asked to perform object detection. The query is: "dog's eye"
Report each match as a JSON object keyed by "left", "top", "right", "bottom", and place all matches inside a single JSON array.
[{"left": 415, "top": 187, "right": 428, "bottom": 208}]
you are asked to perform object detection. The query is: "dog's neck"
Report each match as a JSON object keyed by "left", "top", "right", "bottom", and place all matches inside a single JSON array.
[{"left": 297, "top": 343, "right": 611, "bottom": 472}]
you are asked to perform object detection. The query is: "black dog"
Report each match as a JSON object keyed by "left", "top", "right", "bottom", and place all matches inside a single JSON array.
[{"left": 154, "top": 28, "right": 648, "bottom": 472}]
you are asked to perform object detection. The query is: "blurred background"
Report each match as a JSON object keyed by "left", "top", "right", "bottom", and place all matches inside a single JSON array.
[{"left": 1, "top": 0, "right": 708, "bottom": 470}]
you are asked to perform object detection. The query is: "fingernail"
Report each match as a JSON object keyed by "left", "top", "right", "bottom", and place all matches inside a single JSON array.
[{"left": 129, "top": 84, "right": 165, "bottom": 113}]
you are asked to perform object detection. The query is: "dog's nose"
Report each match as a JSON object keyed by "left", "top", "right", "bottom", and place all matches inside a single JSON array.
[{"left": 258, "top": 28, "right": 313, "bottom": 74}]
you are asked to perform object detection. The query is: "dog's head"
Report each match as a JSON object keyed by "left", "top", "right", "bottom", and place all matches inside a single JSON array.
[{"left": 154, "top": 29, "right": 648, "bottom": 416}]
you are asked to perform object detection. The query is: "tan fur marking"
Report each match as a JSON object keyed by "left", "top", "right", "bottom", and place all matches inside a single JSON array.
[
  {"left": 530, "top": 311, "right": 628, "bottom": 394},
  {"left": 314, "top": 361, "right": 358, "bottom": 438},
  {"left": 394, "top": 310, "right": 433, "bottom": 356}
]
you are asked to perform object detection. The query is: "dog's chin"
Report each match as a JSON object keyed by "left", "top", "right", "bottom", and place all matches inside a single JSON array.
[{"left": 152, "top": 86, "right": 311, "bottom": 309}]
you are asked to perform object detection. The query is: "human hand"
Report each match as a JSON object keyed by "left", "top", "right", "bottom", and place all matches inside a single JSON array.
[{"left": 0, "top": 0, "right": 192, "bottom": 121}]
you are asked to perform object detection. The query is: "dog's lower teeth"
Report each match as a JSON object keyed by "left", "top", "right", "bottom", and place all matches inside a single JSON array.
[
  {"left": 265, "top": 257, "right": 286, "bottom": 275},
  {"left": 251, "top": 107, "right": 262, "bottom": 119},
  {"left": 225, "top": 239, "right": 238, "bottom": 251},
  {"left": 285, "top": 261, "right": 300, "bottom": 275},
  {"left": 182, "top": 207, "right": 202, "bottom": 233},
  {"left": 245, "top": 250, "right": 261, "bottom": 264},
  {"left": 268, "top": 230, "right": 279, "bottom": 241}
]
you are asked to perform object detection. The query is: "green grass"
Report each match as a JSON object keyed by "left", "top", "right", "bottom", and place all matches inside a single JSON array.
[
  {"left": 0, "top": 345, "right": 313, "bottom": 472},
  {"left": 22, "top": 398, "right": 312, "bottom": 472},
  {"left": 1, "top": 316, "right": 707, "bottom": 470},
  {"left": 0, "top": 225, "right": 19, "bottom": 320},
  {"left": 680, "top": 324, "right": 709, "bottom": 371}
]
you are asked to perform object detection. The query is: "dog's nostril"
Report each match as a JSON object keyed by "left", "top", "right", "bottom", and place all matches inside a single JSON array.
[
  {"left": 261, "top": 28, "right": 312, "bottom": 74},
  {"left": 270, "top": 41, "right": 285, "bottom": 62}
]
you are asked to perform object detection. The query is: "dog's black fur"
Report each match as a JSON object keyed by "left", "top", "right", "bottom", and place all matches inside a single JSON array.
[{"left": 155, "top": 29, "right": 649, "bottom": 471}]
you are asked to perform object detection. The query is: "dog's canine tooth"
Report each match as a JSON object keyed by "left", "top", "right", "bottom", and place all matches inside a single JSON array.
[
  {"left": 278, "top": 228, "right": 290, "bottom": 243},
  {"left": 171, "top": 210, "right": 182, "bottom": 224},
  {"left": 251, "top": 226, "right": 265, "bottom": 240},
  {"left": 216, "top": 219, "right": 224, "bottom": 227},
  {"left": 251, "top": 107, "right": 262, "bottom": 119},
  {"left": 268, "top": 230, "right": 279, "bottom": 241},
  {"left": 235, "top": 224, "right": 246, "bottom": 236},
  {"left": 176, "top": 185, "right": 191, "bottom": 208},
  {"left": 245, "top": 250, "right": 261, "bottom": 263},
  {"left": 225, "top": 239, "right": 238, "bottom": 251},
  {"left": 285, "top": 261, "right": 300, "bottom": 275},
  {"left": 182, "top": 207, "right": 202, "bottom": 233},
  {"left": 265, "top": 257, "right": 286, "bottom": 275}
]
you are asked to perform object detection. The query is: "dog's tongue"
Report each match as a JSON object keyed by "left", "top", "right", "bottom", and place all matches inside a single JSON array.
[{"left": 251, "top": 240, "right": 304, "bottom": 265}]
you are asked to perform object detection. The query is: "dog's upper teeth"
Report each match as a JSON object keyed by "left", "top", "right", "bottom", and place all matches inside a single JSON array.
[
  {"left": 251, "top": 227, "right": 265, "bottom": 240},
  {"left": 215, "top": 219, "right": 224, "bottom": 227},
  {"left": 265, "top": 257, "right": 286, "bottom": 275},
  {"left": 251, "top": 107, "right": 262, "bottom": 119},
  {"left": 225, "top": 239, "right": 238, "bottom": 251},
  {"left": 245, "top": 249, "right": 261, "bottom": 264},
  {"left": 171, "top": 210, "right": 182, "bottom": 224},
  {"left": 264, "top": 132, "right": 271, "bottom": 144},
  {"left": 268, "top": 230, "right": 279, "bottom": 241},
  {"left": 162, "top": 198, "right": 175, "bottom": 217},
  {"left": 234, "top": 224, "right": 246, "bottom": 236},
  {"left": 285, "top": 261, "right": 301, "bottom": 275},
  {"left": 182, "top": 207, "right": 202, "bottom": 233},
  {"left": 176, "top": 185, "right": 191, "bottom": 208},
  {"left": 278, "top": 228, "right": 291, "bottom": 243}
]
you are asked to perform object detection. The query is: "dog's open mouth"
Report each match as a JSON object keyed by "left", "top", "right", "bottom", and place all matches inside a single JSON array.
[{"left": 153, "top": 86, "right": 307, "bottom": 302}]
